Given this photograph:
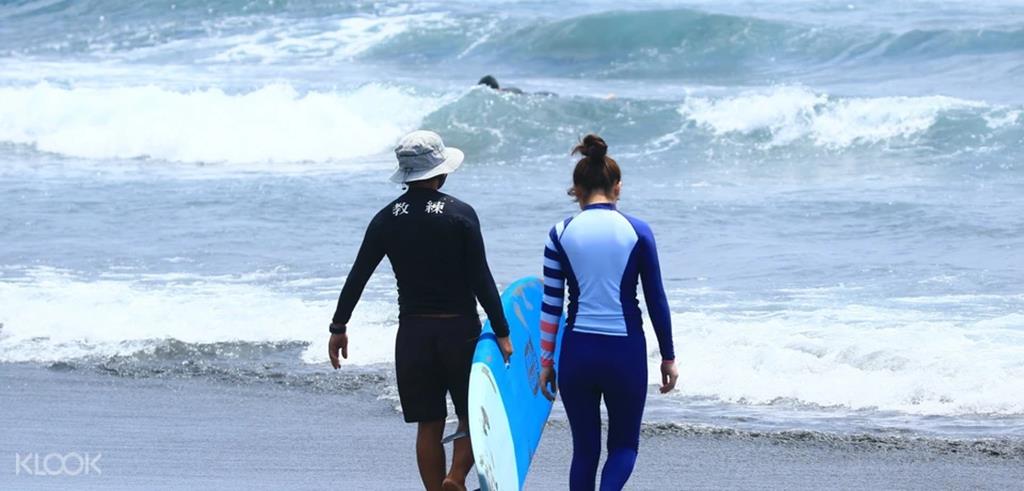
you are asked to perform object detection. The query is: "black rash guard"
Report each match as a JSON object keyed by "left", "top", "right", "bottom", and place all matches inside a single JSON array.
[{"left": 332, "top": 188, "right": 510, "bottom": 337}]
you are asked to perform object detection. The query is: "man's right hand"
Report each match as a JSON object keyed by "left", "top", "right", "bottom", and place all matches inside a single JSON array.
[
  {"left": 496, "top": 335, "right": 514, "bottom": 365},
  {"left": 328, "top": 333, "right": 348, "bottom": 369}
]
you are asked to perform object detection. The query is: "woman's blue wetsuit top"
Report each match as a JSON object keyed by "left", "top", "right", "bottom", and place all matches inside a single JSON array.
[{"left": 540, "top": 202, "right": 674, "bottom": 366}]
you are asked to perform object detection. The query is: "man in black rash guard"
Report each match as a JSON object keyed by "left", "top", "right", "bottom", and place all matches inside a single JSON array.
[{"left": 328, "top": 130, "right": 513, "bottom": 491}]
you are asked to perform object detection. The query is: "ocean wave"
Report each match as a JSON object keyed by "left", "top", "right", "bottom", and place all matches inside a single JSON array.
[
  {"left": 0, "top": 268, "right": 399, "bottom": 365},
  {"left": 675, "top": 86, "right": 1019, "bottom": 149},
  {"left": 203, "top": 12, "right": 463, "bottom": 64},
  {"left": 261, "top": 10, "right": 1024, "bottom": 75},
  {"left": 0, "top": 0, "right": 385, "bottom": 59},
  {"left": 80, "top": 340, "right": 391, "bottom": 394},
  {"left": 427, "top": 87, "right": 1021, "bottom": 159},
  {"left": 0, "top": 81, "right": 1018, "bottom": 166},
  {"left": 195, "top": 11, "right": 1024, "bottom": 79},
  {"left": 39, "top": 340, "right": 392, "bottom": 398},
  {"left": 4, "top": 4, "right": 1022, "bottom": 78},
  {"left": 666, "top": 306, "right": 1024, "bottom": 417},
  {"left": 3, "top": 268, "right": 1024, "bottom": 417},
  {"left": 0, "top": 82, "right": 443, "bottom": 163},
  {"left": 421, "top": 87, "right": 679, "bottom": 159},
  {"left": 483, "top": 9, "right": 1024, "bottom": 71}
]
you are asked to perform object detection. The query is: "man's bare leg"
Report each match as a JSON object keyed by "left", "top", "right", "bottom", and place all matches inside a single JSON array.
[
  {"left": 442, "top": 417, "right": 473, "bottom": 491},
  {"left": 417, "top": 420, "right": 447, "bottom": 491}
]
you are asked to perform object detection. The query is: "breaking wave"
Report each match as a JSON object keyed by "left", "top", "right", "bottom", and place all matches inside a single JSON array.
[
  {"left": 0, "top": 82, "right": 444, "bottom": 163},
  {"left": 676, "top": 86, "right": 1018, "bottom": 148},
  {"left": 0, "top": 82, "right": 1020, "bottom": 167},
  {"left": 3, "top": 269, "right": 1023, "bottom": 417},
  {"left": 0, "top": 268, "right": 399, "bottom": 366}
]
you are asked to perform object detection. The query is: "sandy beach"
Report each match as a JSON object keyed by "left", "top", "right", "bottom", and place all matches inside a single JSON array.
[{"left": 3, "top": 363, "right": 1021, "bottom": 490}]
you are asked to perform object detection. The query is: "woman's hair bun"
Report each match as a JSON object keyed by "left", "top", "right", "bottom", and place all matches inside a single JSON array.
[
  {"left": 568, "top": 133, "right": 620, "bottom": 201},
  {"left": 573, "top": 134, "right": 608, "bottom": 161}
]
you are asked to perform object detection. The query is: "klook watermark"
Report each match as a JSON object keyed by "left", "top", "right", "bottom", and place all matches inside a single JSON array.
[{"left": 14, "top": 452, "right": 102, "bottom": 476}]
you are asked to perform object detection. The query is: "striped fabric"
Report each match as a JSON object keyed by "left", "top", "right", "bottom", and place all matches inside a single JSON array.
[
  {"left": 540, "top": 220, "right": 567, "bottom": 367},
  {"left": 538, "top": 204, "right": 676, "bottom": 367}
]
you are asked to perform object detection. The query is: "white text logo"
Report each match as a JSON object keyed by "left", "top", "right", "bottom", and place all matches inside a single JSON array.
[
  {"left": 15, "top": 452, "right": 102, "bottom": 477},
  {"left": 425, "top": 200, "right": 446, "bottom": 214}
]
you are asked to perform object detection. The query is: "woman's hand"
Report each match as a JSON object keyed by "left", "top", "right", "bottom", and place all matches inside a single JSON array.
[
  {"left": 659, "top": 360, "right": 678, "bottom": 393},
  {"left": 540, "top": 366, "right": 557, "bottom": 401}
]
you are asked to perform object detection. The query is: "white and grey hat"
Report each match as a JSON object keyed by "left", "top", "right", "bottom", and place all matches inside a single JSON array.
[{"left": 389, "top": 130, "right": 465, "bottom": 184}]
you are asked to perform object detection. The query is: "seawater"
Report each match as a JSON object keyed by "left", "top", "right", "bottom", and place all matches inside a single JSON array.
[{"left": 1, "top": 0, "right": 1023, "bottom": 443}]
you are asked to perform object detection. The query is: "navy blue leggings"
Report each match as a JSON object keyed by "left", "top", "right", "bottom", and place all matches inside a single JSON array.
[{"left": 558, "top": 326, "right": 648, "bottom": 491}]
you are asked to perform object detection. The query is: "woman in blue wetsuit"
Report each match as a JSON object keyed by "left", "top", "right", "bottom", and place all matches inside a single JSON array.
[{"left": 539, "top": 134, "right": 678, "bottom": 491}]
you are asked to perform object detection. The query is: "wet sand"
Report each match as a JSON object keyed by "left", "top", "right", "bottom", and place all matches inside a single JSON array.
[{"left": 2, "top": 364, "right": 1021, "bottom": 490}]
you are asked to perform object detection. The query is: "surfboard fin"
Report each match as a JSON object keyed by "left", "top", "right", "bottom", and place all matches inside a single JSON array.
[{"left": 441, "top": 430, "right": 469, "bottom": 444}]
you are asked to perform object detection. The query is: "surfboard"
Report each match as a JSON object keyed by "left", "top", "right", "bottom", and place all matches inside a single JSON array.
[{"left": 468, "top": 276, "right": 558, "bottom": 491}]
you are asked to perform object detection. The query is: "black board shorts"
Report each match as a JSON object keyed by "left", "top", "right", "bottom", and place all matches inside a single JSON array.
[{"left": 395, "top": 315, "right": 481, "bottom": 423}]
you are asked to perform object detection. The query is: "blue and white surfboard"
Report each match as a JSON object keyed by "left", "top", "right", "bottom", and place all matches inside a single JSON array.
[{"left": 468, "top": 276, "right": 558, "bottom": 491}]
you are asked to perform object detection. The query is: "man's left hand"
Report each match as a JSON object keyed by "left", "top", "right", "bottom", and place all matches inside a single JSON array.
[{"left": 329, "top": 333, "right": 348, "bottom": 369}]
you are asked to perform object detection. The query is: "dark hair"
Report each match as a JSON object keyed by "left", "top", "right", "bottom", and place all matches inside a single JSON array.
[
  {"left": 569, "top": 134, "right": 620, "bottom": 201},
  {"left": 405, "top": 174, "right": 447, "bottom": 190},
  {"left": 478, "top": 75, "right": 499, "bottom": 90}
]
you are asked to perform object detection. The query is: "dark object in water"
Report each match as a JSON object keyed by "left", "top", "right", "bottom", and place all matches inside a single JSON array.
[
  {"left": 478, "top": 75, "right": 499, "bottom": 90},
  {"left": 477, "top": 75, "right": 535, "bottom": 96}
]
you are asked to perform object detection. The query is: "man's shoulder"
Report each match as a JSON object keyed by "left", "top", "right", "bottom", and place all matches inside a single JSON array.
[
  {"left": 374, "top": 191, "right": 477, "bottom": 223},
  {"left": 435, "top": 192, "right": 477, "bottom": 218},
  {"left": 437, "top": 191, "right": 471, "bottom": 207}
]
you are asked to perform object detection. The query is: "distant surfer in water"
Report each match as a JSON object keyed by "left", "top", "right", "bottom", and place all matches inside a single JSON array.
[
  {"left": 477, "top": 74, "right": 524, "bottom": 94},
  {"left": 328, "top": 130, "right": 514, "bottom": 491},
  {"left": 478, "top": 74, "right": 557, "bottom": 96},
  {"left": 537, "top": 134, "right": 678, "bottom": 490}
]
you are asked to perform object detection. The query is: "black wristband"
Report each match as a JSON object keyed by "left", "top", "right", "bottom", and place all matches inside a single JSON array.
[{"left": 329, "top": 322, "right": 347, "bottom": 335}]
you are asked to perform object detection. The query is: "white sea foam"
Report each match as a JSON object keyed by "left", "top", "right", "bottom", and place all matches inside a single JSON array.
[
  {"left": 984, "top": 108, "right": 1022, "bottom": 129},
  {"left": 0, "top": 82, "right": 444, "bottom": 163},
  {"left": 3, "top": 269, "right": 1023, "bottom": 416},
  {"left": 206, "top": 13, "right": 454, "bottom": 64},
  {"left": 0, "top": 269, "right": 397, "bottom": 366},
  {"left": 656, "top": 306, "right": 1024, "bottom": 416},
  {"left": 678, "top": 86, "right": 989, "bottom": 148}
]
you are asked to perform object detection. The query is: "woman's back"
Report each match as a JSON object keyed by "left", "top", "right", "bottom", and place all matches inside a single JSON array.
[{"left": 548, "top": 203, "right": 657, "bottom": 336}]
